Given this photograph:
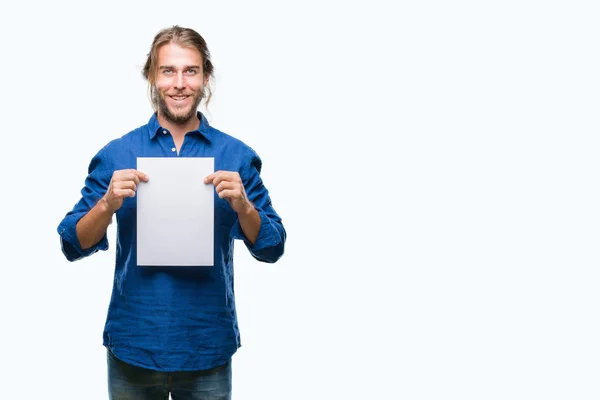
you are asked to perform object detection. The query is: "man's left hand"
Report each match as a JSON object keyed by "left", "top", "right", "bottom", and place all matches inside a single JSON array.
[{"left": 204, "top": 171, "right": 254, "bottom": 215}]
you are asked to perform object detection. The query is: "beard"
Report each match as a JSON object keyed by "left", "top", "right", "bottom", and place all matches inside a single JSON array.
[{"left": 153, "top": 85, "right": 204, "bottom": 124}]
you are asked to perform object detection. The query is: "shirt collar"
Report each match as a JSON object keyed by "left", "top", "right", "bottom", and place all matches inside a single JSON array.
[{"left": 147, "top": 111, "right": 212, "bottom": 141}]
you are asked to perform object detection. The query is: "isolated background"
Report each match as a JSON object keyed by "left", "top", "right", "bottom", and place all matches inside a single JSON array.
[{"left": 1, "top": 1, "right": 599, "bottom": 399}]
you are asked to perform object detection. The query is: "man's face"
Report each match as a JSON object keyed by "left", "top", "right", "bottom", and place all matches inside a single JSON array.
[{"left": 154, "top": 43, "right": 207, "bottom": 124}]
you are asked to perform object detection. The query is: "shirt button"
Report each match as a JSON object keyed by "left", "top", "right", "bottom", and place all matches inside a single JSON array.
[
  {"left": 171, "top": 147, "right": 176, "bottom": 152},
  {"left": 162, "top": 130, "right": 168, "bottom": 134}
]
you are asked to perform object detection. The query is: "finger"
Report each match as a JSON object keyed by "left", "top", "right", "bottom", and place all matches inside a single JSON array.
[
  {"left": 208, "top": 174, "right": 225, "bottom": 187},
  {"left": 111, "top": 170, "right": 136, "bottom": 186},
  {"left": 204, "top": 173, "right": 215, "bottom": 184},
  {"left": 114, "top": 169, "right": 148, "bottom": 184},
  {"left": 217, "top": 189, "right": 236, "bottom": 199},
  {"left": 204, "top": 170, "right": 225, "bottom": 184},
  {"left": 216, "top": 181, "right": 236, "bottom": 193},
  {"left": 205, "top": 171, "right": 238, "bottom": 184},
  {"left": 135, "top": 170, "right": 149, "bottom": 182},
  {"left": 214, "top": 173, "right": 240, "bottom": 188},
  {"left": 216, "top": 171, "right": 239, "bottom": 181},
  {"left": 114, "top": 188, "right": 136, "bottom": 198},
  {"left": 125, "top": 171, "right": 145, "bottom": 185},
  {"left": 127, "top": 172, "right": 140, "bottom": 186},
  {"left": 114, "top": 181, "right": 137, "bottom": 191}
]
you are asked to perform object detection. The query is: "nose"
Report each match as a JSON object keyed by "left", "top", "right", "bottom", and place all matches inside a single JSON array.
[{"left": 174, "top": 72, "right": 185, "bottom": 90}]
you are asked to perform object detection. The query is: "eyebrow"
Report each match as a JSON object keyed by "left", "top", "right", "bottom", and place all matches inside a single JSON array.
[{"left": 159, "top": 66, "right": 201, "bottom": 70}]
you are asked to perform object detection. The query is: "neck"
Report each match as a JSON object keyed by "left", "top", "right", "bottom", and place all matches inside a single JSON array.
[{"left": 157, "top": 112, "right": 201, "bottom": 140}]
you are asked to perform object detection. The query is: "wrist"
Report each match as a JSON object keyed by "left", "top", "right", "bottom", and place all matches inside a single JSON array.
[
  {"left": 98, "top": 196, "right": 116, "bottom": 215},
  {"left": 238, "top": 202, "right": 255, "bottom": 218}
]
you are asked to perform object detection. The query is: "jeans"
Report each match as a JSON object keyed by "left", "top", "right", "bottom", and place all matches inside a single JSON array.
[{"left": 107, "top": 348, "right": 232, "bottom": 400}]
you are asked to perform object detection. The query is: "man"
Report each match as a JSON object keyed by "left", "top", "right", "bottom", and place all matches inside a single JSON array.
[{"left": 57, "top": 25, "right": 286, "bottom": 399}]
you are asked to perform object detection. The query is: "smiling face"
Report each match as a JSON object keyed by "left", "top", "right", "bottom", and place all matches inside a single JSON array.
[{"left": 153, "top": 43, "right": 208, "bottom": 125}]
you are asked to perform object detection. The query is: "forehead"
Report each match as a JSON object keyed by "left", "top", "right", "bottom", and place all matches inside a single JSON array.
[{"left": 157, "top": 42, "right": 203, "bottom": 67}]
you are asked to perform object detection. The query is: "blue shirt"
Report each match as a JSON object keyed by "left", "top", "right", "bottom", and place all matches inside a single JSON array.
[{"left": 57, "top": 112, "right": 286, "bottom": 371}]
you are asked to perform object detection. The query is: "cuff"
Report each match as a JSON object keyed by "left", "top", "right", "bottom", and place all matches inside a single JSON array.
[
  {"left": 229, "top": 208, "right": 282, "bottom": 251},
  {"left": 57, "top": 213, "right": 109, "bottom": 261}
]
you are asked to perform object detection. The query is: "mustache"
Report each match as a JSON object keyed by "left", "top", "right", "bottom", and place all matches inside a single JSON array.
[{"left": 151, "top": 86, "right": 205, "bottom": 101}]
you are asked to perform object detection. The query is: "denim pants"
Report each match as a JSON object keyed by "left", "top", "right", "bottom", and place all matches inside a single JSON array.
[{"left": 107, "top": 349, "right": 232, "bottom": 400}]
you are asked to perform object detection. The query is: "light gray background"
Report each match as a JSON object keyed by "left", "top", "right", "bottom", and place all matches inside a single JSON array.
[{"left": 1, "top": 1, "right": 599, "bottom": 399}]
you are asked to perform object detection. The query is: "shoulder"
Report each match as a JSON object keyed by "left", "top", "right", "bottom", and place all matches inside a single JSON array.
[
  {"left": 97, "top": 124, "right": 147, "bottom": 155},
  {"left": 112, "top": 124, "right": 147, "bottom": 148},
  {"left": 208, "top": 125, "right": 261, "bottom": 166},
  {"left": 209, "top": 126, "right": 262, "bottom": 171},
  {"left": 88, "top": 124, "right": 147, "bottom": 171}
]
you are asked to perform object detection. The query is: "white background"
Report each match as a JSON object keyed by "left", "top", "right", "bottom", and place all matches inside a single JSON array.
[{"left": 1, "top": 1, "right": 599, "bottom": 399}]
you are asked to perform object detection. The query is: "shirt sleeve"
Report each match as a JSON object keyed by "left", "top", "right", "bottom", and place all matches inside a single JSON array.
[
  {"left": 229, "top": 151, "right": 286, "bottom": 263},
  {"left": 57, "top": 147, "right": 112, "bottom": 262}
]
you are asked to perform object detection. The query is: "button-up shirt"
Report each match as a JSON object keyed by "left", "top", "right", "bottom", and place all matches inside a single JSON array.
[{"left": 57, "top": 112, "right": 286, "bottom": 371}]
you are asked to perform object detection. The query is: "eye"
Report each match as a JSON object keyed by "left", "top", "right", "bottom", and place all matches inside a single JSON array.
[
  {"left": 162, "top": 68, "right": 173, "bottom": 75},
  {"left": 186, "top": 69, "right": 198, "bottom": 75}
]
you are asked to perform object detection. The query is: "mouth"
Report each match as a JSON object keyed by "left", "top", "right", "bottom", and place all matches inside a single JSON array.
[{"left": 169, "top": 95, "right": 190, "bottom": 102}]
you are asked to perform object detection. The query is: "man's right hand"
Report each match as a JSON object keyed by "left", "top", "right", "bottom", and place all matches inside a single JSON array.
[{"left": 101, "top": 169, "right": 149, "bottom": 213}]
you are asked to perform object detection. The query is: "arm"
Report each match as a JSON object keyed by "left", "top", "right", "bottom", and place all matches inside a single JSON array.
[
  {"left": 204, "top": 154, "right": 286, "bottom": 263},
  {"left": 234, "top": 204, "right": 262, "bottom": 245},
  {"left": 76, "top": 199, "right": 114, "bottom": 250},
  {"left": 58, "top": 149, "right": 111, "bottom": 261},
  {"left": 57, "top": 146, "right": 148, "bottom": 261},
  {"left": 77, "top": 170, "right": 148, "bottom": 249},
  {"left": 204, "top": 170, "right": 261, "bottom": 245}
]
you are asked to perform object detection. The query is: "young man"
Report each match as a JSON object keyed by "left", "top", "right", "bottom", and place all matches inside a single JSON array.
[{"left": 57, "top": 26, "right": 286, "bottom": 399}]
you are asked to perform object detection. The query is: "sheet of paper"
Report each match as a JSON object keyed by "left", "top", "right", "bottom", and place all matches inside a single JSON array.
[{"left": 136, "top": 157, "right": 214, "bottom": 266}]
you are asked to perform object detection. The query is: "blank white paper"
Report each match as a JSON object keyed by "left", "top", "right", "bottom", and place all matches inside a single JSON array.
[{"left": 136, "top": 157, "right": 214, "bottom": 266}]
